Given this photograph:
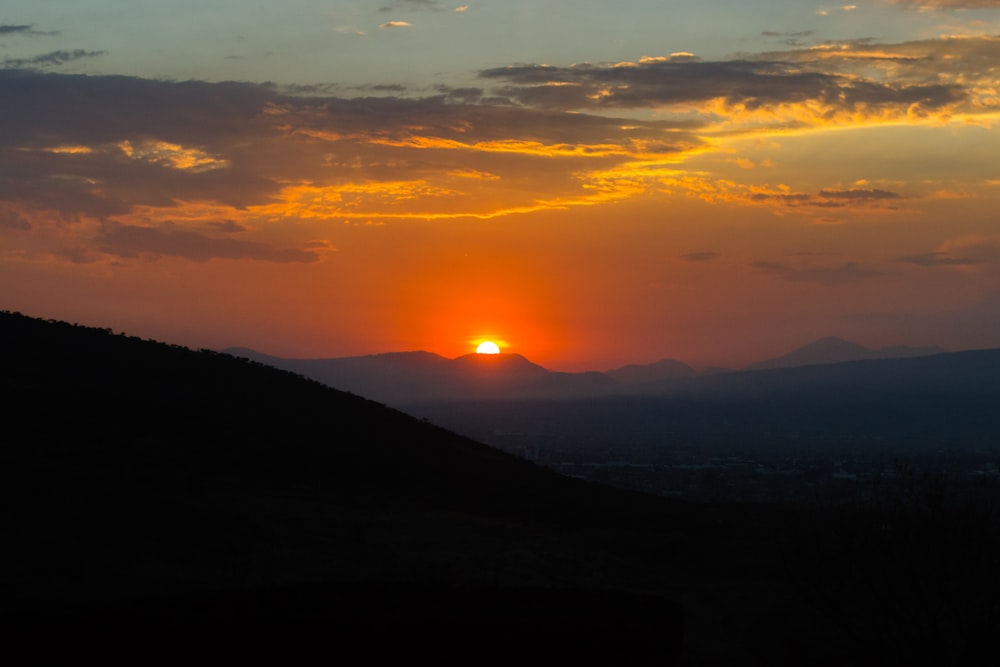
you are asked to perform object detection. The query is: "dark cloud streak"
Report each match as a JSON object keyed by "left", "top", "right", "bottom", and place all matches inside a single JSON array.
[
  {"left": 0, "top": 24, "right": 37, "bottom": 35},
  {"left": 97, "top": 223, "right": 319, "bottom": 263},
  {"left": 2, "top": 49, "right": 106, "bottom": 69},
  {"left": 748, "top": 187, "right": 904, "bottom": 209},
  {"left": 888, "top": 1, "right": 1000, "bottom": 8},
  {"left": 897, "top": 252, "right": 979, "bottom": 266},
  {"left": 479, "top": 57, "right": 964, "bottom": 114},
  {"left": 680, "top": 252, "right": 720, "bottom": 262},
  {"left": 751, "top": 260, "right": 891, "bottom": 285}
]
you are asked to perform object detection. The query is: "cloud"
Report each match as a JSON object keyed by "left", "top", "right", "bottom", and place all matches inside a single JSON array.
[
  {"left": 817, "top": 188, "right": 902, "bottom": 200},
  {"left": 761, "top": 30, "right": 816, "bottom": 47},
  {"left": 0, "top": 56, "right": 976, "bottom": 273},
  {"left": 207, "top": 220, "right": 247, "bottom": 233},
  {"left": 896, "top": 251, "right": 979, "bottom": 266},
  {"left": 886, "top": 1, "right": 1000, "bottom": 8},
  {"left": 380, "top": 0, "right": 445, "bottom": 10},
  {"left": 379, "top": 21, "right": 412, "bottom": 28},
  {"left": 475, "top": 35, "right": 1000, "bottom": 134},
  {"left": 478, "top": 56, "right": 965, "bottom": 122},
  {"left": 892, "top": 237, "right": 1000, "bottom": 274},
  {"left": 680, "top": 252, "right": 720, "bottom": 262},
  {"left": 2, "top": 49, "right": 107, "bottom": 69},
  {"left": 742, "top": 186, "right": 905, "bottom": 210},
  {"left": 817, "top": 4, "right": 861, "bottom": 13},
  {"left": 939, "top": 235, "right": 1000, "bottom": 264},
  {"left": 0, "top": 23, "right": 58, "bottom": 38},
  {"left": 434, "top": 85, "right": 484, "bottom": 101},
  {"left": 0, "top": 24, "right": 38, "bottom": 35},
  {"left": 455, "top": 5, "right": 470, "bottom": 11},
  {"left": 0, "top": 68, "right": 714, "bottom": 268},
  {"left": 96, "top": 223, "right": 319, "bottom": 263},
  {"left": 0, "top": 206, "right": 31, "bottom": 230},
  {"left": 751, "top": 260, "right": 891, "bottom": 285}
]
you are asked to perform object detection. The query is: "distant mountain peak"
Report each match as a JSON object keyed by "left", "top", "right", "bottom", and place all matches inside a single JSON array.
[
  {"left": 748, "top": 336, "right": 945, "bottom": 371},
  {"left": 452, "top": 352, "right": 549, "bottom": 374},
  {"left": 606, "top": 358, "right": 695, "bottom": 384}
]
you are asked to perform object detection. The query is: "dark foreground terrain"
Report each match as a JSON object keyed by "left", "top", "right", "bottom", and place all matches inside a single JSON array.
[{"left": 2, "top": 311, "right": 999, "bottom": 665}]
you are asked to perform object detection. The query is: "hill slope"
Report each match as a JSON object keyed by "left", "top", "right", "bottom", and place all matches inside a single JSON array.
[{"left": 1, "top": 311, "right": 698, "bottom": 663}]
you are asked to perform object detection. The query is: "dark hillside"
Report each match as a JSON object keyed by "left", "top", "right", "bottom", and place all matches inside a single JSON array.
[
  {"left": 0, "top": 311, "right": 700, "bottom": 664},
  {"left": 1, "top": 311, "right": 672, "bottom": 520}
]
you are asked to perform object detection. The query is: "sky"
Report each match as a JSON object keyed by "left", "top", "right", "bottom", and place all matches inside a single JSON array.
[{"left": 3, "top": 1, "right": 1000, "bottom": 371}]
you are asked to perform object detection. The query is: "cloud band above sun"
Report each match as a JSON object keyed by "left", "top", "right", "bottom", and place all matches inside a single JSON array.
[{"left": 3, "top": 29, "right": 1000, "bottom": 269}]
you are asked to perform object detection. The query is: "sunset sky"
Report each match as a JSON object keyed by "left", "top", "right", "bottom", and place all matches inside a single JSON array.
[{"left": 4, "top": 1, "right": 1000, "bottom": 370}]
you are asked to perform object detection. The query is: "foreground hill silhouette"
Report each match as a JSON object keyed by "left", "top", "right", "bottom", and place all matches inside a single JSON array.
[{"left": 1, "top": 311, "right": 705, "bottom": 664}]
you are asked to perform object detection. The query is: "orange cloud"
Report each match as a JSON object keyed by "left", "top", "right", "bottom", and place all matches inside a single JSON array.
[{"left": 116, "top": 140, "right": 229, "bottom": 172}]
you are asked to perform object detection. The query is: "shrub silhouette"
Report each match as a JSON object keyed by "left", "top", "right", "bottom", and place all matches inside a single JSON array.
[{"left": 788, "top": 463, "right": 1000, "bottom": 665}]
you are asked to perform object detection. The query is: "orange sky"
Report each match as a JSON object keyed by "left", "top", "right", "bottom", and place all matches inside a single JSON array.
[{"left": 4, "top": 4, "right": 1000, "bottom": 370}]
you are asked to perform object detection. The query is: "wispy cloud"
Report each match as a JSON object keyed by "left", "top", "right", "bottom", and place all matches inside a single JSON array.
[
  {"left": 0, "top": 23, "right": 58, "bottom": 37},
  {"left": 0, "top": 26, "right": 996, "bottom": 271},
  {"left": 97, "top": 223, "right": 320, "bottom": 263},
  {"left": 1, "top": 24, "right": 38, "bottom": 36},
  {"left": 2, "top": 49, "right": 107, "bottom": 69},
  {"left": 817, "top": 4, "right": 863, "bottom": 15},
  {"left": 479, "top": 55, "right": 965, "bottom": 125},
  {"left": 680, "top": 252, "right": 720, "bottom": 262},
  {"left": 751, "top": 260, "right": 892, "bottom": 285},
  {"left": 0, "top": 206, "right": 31, "bottom": 230},
  {"left": 886, "top": 1, "right": 1000, "bottom": 9},
  {"left": 379, "top": 21, "right": 412, "bottom": 29},
  {"left": 476, "top": 34, "right": 1000, "bottom": 138},
  {"left": 896, "top": 251, "right": 979, "bottom": 266},
  {"left": 0, "top": 69, "right": 709, "bottom": 265},
  {"left": 380, "top": 0, "right": 445, "bottom": 12}
]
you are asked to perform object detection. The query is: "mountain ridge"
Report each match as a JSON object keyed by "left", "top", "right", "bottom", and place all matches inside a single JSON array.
[
  {"left": 224, "top": 335, "right": 951, "bottom": 404},
  {"left": 746, "top": 335, "right": 946, "bottom": 371}
]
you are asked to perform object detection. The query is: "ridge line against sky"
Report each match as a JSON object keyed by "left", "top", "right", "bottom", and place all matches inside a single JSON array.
[{"left": 3, "top": 1, "right": 1000, "bottom": 370}]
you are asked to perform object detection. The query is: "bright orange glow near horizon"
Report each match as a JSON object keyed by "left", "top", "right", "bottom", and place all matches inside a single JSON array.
[{"left": 4, "top": 11, "right": 1000, "bottom": 373}]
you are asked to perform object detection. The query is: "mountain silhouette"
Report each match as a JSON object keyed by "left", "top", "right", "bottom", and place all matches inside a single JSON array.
[
  {"left": 227, "top": 336, "right": 948, "bottom": 406},
  {"left": 606, "top": 358, "right": 696, "bottom": 384},
  {"left": 450, "top": 351, "right": 549, "bottom": 377},
  {"left": 746, "top": 336, "right": 945, "bottom": 371},
  {"left": 224, "top": 347, "right": 616, "bottom": 403}
]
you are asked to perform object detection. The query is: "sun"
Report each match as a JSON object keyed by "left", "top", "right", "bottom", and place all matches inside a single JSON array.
[{"left": 476, "top": 341, "right": 501, "bottom": 355}]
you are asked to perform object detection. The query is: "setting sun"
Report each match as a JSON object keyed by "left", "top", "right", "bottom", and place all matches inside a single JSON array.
[{"left": 476, "top": 341, "right": 501, "bottom": 355}]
